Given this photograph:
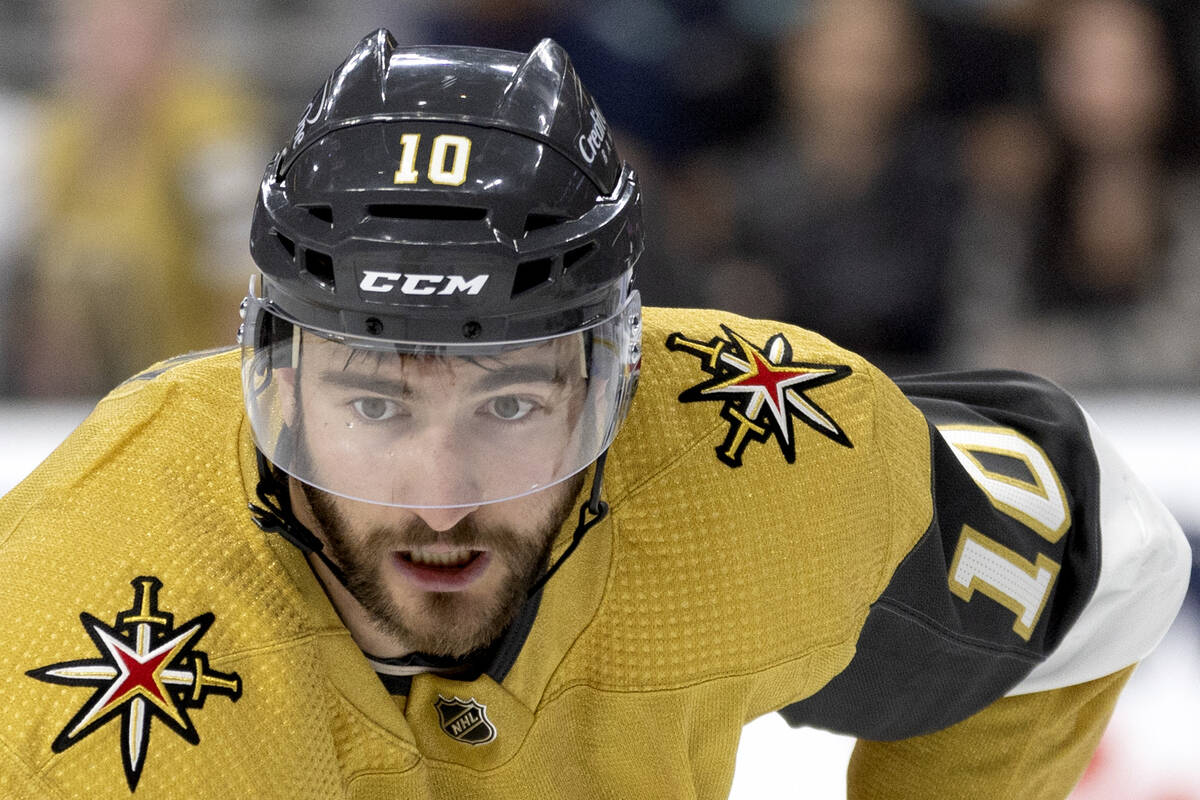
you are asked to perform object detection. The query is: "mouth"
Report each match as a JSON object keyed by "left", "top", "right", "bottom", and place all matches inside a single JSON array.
[{"left": 393, "top": 547, "right": 491, "bottom": 592}]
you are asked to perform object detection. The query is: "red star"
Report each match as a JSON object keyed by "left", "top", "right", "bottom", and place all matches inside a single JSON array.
[
  {"left": 65, "top": 624, "right": 202, "bottom": 737},
  {"left": 108, "top": 642, "right": 173, "bottom": 706},
  {"left": 702, "top": 332, "right": 840, "bottom": 441}
]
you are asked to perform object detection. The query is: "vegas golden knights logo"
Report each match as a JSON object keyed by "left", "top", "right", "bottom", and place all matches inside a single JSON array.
[
  {"left": 435, "top": 695, "right": 497, "bottom": 745},
  {"left": 667, "top": 326, "right": 853, "bottom": 467},
  {"left": 26, "top": 577, "right": 241, "bottom": 792}
]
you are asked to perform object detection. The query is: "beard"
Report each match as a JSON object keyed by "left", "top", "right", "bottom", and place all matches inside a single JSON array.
[{"left": 299, "top": 474, "right": 583, "bottom": 659}]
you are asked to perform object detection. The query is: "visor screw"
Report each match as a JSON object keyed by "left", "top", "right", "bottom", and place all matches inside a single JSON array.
[
  {"left": 365, "top": 317, "right": 384, "bottom": 335},
  {"left": 462, "top": 320, "right": 482, "bottom": 339}
]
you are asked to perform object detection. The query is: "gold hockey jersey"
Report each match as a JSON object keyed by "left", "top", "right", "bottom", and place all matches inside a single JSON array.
[{"left": 0, "top": 308, "right": 1189, "bottom": 798}]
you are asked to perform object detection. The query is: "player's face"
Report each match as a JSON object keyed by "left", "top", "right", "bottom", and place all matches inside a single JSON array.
[
  {"left": 288, "top": 334, "right": 589, "bottom": 508},
  {"left": 296, "top": 470, "right": 581, "bottom": 658},
  {"left": 288, "top": 337, "right": 588, "bottom": 657}
]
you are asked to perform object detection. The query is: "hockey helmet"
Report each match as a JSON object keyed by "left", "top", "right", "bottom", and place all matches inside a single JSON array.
[{"left": 241, "top": 30, "right": 644, "bottom": 510}]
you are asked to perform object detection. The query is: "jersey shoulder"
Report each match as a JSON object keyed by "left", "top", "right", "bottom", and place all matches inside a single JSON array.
[
  {"left": 547, "top": 309, "right": 934, "bottom": 709},
  {"left": 0, "top": 346, "right": 295, "bottom": 627},
  {"left": 1, "top": 347, "right": 242, "bottom": 524},
  {"left": 0, "top": 348, "right": 367, "bottom": 793}
]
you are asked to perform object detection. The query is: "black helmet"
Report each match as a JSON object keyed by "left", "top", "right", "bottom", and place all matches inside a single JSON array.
[
  {"left": 241, "top": 31, "right": 643, "bottom": 509},
  {"left": 247, "top": 28, "right": 642, "bottom": 345}
]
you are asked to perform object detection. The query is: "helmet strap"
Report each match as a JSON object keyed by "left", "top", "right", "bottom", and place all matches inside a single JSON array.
[
  {"left": 249, "top": 448, "right": 350, "bottom": 587},
  {"left": 525, "top": 450, "right": 610, "bottom": 600}
]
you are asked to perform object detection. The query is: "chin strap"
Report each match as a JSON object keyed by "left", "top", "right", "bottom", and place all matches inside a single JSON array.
[
  {"left": 248, "top": 449, "right": 349, "bottom": 587},
  {"left": 525, "top": 450, "right": 610, "bottom": 600}
]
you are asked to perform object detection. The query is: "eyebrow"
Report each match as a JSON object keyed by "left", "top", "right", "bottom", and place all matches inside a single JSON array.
[
  {"left": 315, "top": 363, "right": 565, "bottom": 397},
  {"left": 315, "top": 371, "right": 414, "bottom": 397},
  {"left": 472, "top": 363, "right": 565, "bottom": 393}
]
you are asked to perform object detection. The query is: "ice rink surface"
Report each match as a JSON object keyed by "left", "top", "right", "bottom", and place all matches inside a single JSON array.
[{"left": 3, "top": 392, "right": 1197, "bottom": 799}]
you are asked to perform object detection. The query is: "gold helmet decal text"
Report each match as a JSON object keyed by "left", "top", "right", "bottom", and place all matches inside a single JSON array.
[
  {"left": 27, "top": 577, "right": 241, "bottom": 792},
  {"left": 667, "top": 326, "right": 853, "bottom": 467}
]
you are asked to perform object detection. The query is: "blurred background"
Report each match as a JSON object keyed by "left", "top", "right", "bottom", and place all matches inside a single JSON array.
[{"left": 0, "top": 0, "right": 1196, "bottom": 797}]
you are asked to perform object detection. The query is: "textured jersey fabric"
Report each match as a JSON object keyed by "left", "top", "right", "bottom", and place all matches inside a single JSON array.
[{"left": 0, "top": 307, "right": 1187, "bottom": 798}]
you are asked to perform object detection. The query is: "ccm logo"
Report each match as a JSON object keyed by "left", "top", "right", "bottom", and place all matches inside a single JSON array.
[{"left": 359, "top": 271, "right": 489, "bottom": 296}]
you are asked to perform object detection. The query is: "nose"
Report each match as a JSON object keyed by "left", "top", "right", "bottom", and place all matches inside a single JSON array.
[
  {"left": 392, "top": 423, "right": 484, "bottom": 520},
  {"left": 408, "top": 503, "right": 480, "bottom": 532}
]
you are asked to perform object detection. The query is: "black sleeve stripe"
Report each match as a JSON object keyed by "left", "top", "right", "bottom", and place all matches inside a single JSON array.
[{"left": 779, "top": 370, "right": 1106, "bottom": 739}]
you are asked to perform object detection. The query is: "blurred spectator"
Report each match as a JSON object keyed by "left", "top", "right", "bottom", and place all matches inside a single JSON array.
[
  {"left": 3, "top": 0, "right": 1197, "bottom": 394},
  {"left": 916, "top": 0, "right": 1045, "bottom": 117},
  {"left": 710, "top": 0, "right": 961, "bottom": 373},
  {"left": 416, "top": 0, "right": 780, "bottom": 161},
  {"left": 413, "top": 0, "right": 787, "bottom": 310},
  {"left": 0, "top": 88, "right": 35, "bottom": 395},
  {"left": 946, "top": 102, "right": 1056, "bottom": 368},
  {"left": 11, "top": 0, "right": 266, "bottom": 397},
  {"left": 950, "top": 0, "right": 1200, "bottom": 387},
  {"left": 413, "top": 0, "right": 565, "bottom": 52}
]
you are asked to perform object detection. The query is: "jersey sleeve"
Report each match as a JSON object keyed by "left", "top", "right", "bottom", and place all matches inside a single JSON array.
[
  {"left": 779, "top": 370, "right": 1190, "bottom": 741},
  {"left": 846, "top": 665, "right": 1133, "bottom": 800},
  {"left": 0, "top": 739, "right": 61, "bottom": 800}
]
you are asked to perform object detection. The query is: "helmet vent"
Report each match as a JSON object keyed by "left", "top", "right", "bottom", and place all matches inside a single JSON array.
[
  {"left": 562, "top": 242, "right": 597, "bottom": 272},
  {"left": 273, "top": 232, "right": 296, "bottom": 260},
  {"left": 304, "top": 249, "right": 336, "bottom": 287},
  {"left": 367, "top": 204, "right": 487, "bottom": 221},
  {"left": 511, "top": 257, "right": 553, "bottom": 297},
  {"left": 302, "top": 204, "right": 334, "bottom": 226},
  {"left": 523, "top": 213, "right": 569, "bottom": 235}
]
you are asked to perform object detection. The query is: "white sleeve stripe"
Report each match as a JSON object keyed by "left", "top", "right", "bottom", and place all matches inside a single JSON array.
[{"left": 1007, "top": 408, "right": 1191, "bottom": 696}]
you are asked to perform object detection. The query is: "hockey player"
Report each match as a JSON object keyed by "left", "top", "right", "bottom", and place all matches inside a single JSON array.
[{"left": 0, "top": 30, "right": 1190, "bottom": 799}]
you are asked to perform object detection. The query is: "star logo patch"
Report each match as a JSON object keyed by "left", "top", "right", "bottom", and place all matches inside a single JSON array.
[
  {"left": 27, "top": 577, "right": 241, "bottom": 792},
  {"left": 667, "top": 326, "right": 853, "bottom": 466}
]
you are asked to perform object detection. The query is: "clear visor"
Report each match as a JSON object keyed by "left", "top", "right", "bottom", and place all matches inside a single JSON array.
[{"left": 241, "top": 290, "right": 641, "bottom": 508}]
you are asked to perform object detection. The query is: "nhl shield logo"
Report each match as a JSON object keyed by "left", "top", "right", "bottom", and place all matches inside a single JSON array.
[{"left": 434, "top": 695, "right": 496, "bottom": 745}]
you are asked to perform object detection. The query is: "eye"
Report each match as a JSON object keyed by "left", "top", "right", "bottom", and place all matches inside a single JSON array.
[
  {"left": 351, "top": 397, "right": 401, "bottom": 421},
  {"left": 484, "top": 395, "right": 537, "bottom": 421}
]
